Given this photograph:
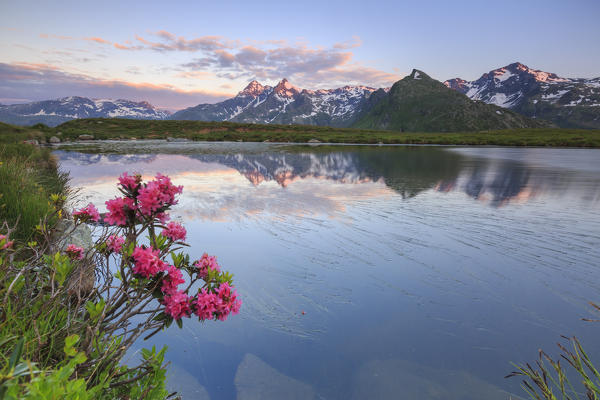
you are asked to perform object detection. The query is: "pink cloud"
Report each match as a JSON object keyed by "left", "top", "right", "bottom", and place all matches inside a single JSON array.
[
  {"left": 39, "top": 33, "right": 73, "bottom": 40},
  {"left": 333, "top": 36, "right": 363, "bottom": 49},
  {"left": 84, "top": 37, "right": 111, "bottom": 45},
  {"left": 181, "top": 37, "right": 399, "bottom": 88},
  {"left": 0, "top": 62, "right": 231, "bottom": 110}
]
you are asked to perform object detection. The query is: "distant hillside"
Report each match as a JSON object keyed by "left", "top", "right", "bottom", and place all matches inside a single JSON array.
[
  {"left": 353, "top": 70, "right": 551, "bottom": 132},
  {"left": 444, "top": 62, "right": 600, "bottom": 129},
  {"left": 0, "top": 97, "right": 169, "bottom": 127}
]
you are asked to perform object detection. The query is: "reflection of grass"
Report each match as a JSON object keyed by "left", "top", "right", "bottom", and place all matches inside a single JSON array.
[{"left": 3, "top": 119, "right": 599, "bottom": 147}]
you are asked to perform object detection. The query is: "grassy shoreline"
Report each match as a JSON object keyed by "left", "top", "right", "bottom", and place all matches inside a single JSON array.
[{"left": 2, "top": 118, "right": 600, "bottom": 147}]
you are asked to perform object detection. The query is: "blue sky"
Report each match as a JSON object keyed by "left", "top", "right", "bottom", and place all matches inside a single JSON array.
[{"left": 1, "top": 0, "right": 599, "bottom": 109}]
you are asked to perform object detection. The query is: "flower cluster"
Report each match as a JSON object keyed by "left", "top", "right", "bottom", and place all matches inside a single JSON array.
[
  {"left": 194, "top": 283, "right": 242, "bottom": 321},
  {"left": 161, "top": 222, "right": 186, "bottom": 242},
  {"left": 79, "top": 172, "right": 241, "bottom": 325},
  {"left": 0, "top": 234, "right": 13, "bottom": 250},
  {"left": 65, "top": 244, "right": 84, "bottom": 260},
  {"left": 105, "top": 197, "right": 135, "bottom": 226},
  {"left": 104, "top": 173, "right": 183, "bottom": 227},
  {"left": 106, "top": 235, "right": 125, "bottom": 253},
  {"left": 73, "top": 203, "right": 100, "bottom": 223},
  {"left": 118, "top": 172, "right": 141, "bottom": 190},
  {"left": 194, "top": 253, "right": 221, "bottom": 279},
  {"left": 137, "top": 174, "right": 182, "bottom": 217},
  {"left": 131, "top": 246, "right": 167, "bottom": 278},
  {"left": 161, "top": 264, "right": 185, "bottom": 295},
  {"left": 163, "top": 291, "right": 191, "bottom": 320}
]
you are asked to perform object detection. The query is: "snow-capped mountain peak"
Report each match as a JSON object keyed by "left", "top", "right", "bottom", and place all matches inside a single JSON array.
[
  {"left": 239, "top": 80, "right": 268, "bottom": 97},
  {"left": 273, "top": 78, "right": 300, "bottom": 98},
  {"left": 0, "top": 96, "right": 170, "bottom": 126},
  {"left": 444, "top": 62, "right": 600, "bottom": 128},
  {"left": 171, "top": 79, "right": 384, "bottom": 127}
]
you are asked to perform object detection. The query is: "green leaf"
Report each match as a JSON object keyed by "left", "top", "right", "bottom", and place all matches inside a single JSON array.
[
  {"left": 9, "top": 338, "right": 24, "bottom": 369},
  {"left": 85, "top": 298, "right": 106, "bottom": 323},
  {"left": 176, "top": 318, "right": 183, "bottom": 329},
  {"left": 64, "top": 334, "right": 80, "bottom": 357}
]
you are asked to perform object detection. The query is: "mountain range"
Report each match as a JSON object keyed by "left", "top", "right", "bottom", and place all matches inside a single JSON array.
[
  {"left": 0, "top": 97, "right": 170, "bottom": 127},
  {"left": 171, "top": 79, "right": 382, "bottom": 127},
  {"left": 444, "top": 62, "right": 600, "bottom": 129},
  {"left": 353, "top": 69, "right": 545, "bottom": 131},
  {"left": 1, "top": 62, "right": 598, "bottom": 130}
]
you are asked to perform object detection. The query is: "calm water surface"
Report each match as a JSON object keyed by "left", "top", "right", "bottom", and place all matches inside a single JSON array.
[{"left": 54, "top": 142, "right": 600, "bottom": 399}]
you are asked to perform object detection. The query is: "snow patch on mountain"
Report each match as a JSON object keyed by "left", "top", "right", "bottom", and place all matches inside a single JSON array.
[
  {"left": 171, "top": 79, "right": 381, "bottom": 127},
  {"left": 445, "top": 62, "right": 600, "bottom": 111}
]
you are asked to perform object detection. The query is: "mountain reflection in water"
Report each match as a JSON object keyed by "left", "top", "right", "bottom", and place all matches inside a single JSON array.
[{"left": 55, "top": 143, "right": 600, "bottom": 209}]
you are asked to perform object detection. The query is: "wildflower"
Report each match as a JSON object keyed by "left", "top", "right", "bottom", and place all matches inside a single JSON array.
[
  {"left": 106, "top": 235, "right": 125, "bottom": 253},
  {"left": 161, "top": 264, "right": 185, "bottom": 295},
  {"left": 65, "top": 244, "right": 84, "bottom": 260},
  {"left": 193, "top": 283, "right": 241, "bottom": 321},
  {"left": 0, "top": 234, "right": 13, "bottom": 250},
  {"left": 194, "top": 289, "right": 219, "bottom": 321},
  {"left": 215, "top": 282, "right": 242, "bottom": 320},
  {"left": 104, "top": 197, "right": 135, "bottom": 226},
  {"left": 163, "top": 290, "right": 191, "bottom": 319},
  {"left": 137, "top": 174, "right": 182, "bottom": 217},
  {"left": 131, "top": 246, "right": 167, "bottom": 278},
  {"left": 118, "top": 172, "right": 140, "bottom": 191},
  {"left": 194, "top": 253, "right": 221, "bottom": 279},
  {"left": 154, "top": 173, "right": 183, "bottom": 206},
  {"left": 73, "top": 203, "right": 100, "bottom": 223},
  {"left": 161, "top": 221, "right": 187, "bottom": 242}
]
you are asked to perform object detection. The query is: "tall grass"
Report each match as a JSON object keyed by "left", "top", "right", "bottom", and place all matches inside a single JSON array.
[{"left": 0, "top": 144, "right": 69, "bottom": 242}]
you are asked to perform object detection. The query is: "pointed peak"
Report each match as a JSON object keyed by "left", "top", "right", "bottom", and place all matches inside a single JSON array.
[
  {"left": 497, "top": 62, "right": 569, "bottom": 83},
  {"left": 409, "top": 69, "right": 430, "bottom": 80},
  {"left": 239, "top": 80, "right": 265, "bottom": 97},
  {"left": 273, "top": 78, "right": 300, "bottom": 97},
  {"left": 505, "top": 61, "right": 528, "bottom": 70}
]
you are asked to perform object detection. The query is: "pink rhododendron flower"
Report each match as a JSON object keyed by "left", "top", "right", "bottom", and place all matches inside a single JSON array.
[
  {"left": 65, "top": 244, "right": 84, "bottom": 260},
  {"left": 131, "top": 246, "right": 167, "bottom": 278},
  {"left": 163, "top": 290, "right": 191, "bottom": 319},
  {"left": 106, "top": 235, "right": 125, "bottom": 253},
  {"left": 136, "top": 174, "right": 183, "bottom": 217},
  {"left": 72, "top": 203, "right": 100, "bottom": 223},
  {"left": 104, "top": 197, "right": 135, "bottom": 226},
  {"left": 193, "top": 283, "right": 241, "bottom": 321},
  {"left": 156, "top": 212, "right": 170, "bottom": 224},
  {"left": 118, "top": 172, "right": 140, "bottom": 191},
  {"left": 161, "top": 221, "right": 186, "bottom": 242},
  {"left": 194, "top": 253, "right": 221, "bottom": 279},
  {"left": 161, "top": 264, "right": 185, "bottom": 295},
  {"left": 0, "top": 234, "right": 13, "bottom": 250},
  {"left": 154, "top": 173, "right": 183, "bottom": 205},
  {"left": 215, "top": 282, "right": 242, "bottom": 320},
  {"left": 194, "top": 289, "right": 219, "bottom": 321}
]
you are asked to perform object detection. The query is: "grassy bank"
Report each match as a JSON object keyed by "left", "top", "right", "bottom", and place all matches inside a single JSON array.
[
  {"left": 0, "top": 125, "right": 175, "bottom": 398},
  {"left": 2, "top": 119, "right": 600, "bottom": 147},
  {"left": 0, "top": 127, "right": 68, "bottom": 242}
]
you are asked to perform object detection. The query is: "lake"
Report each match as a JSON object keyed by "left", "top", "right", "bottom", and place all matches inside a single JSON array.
[{"left": 53, "top": 142, "right": 600, "bottom": 399}]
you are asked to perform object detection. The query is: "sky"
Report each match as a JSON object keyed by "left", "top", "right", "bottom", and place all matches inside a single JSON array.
[{"left": 1, "top": 0, "right": 599, "bottom": 110}]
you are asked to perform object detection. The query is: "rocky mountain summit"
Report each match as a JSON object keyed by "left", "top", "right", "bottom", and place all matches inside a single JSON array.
[
  {"left": 444, "top": 62, "right": 600, "bottom": 128},
  {"left": 353, "top": 69, "right": 549, "bottom": 131},
  {"left": 171, "top": 79, "right": 381, "bottom": 127}
]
